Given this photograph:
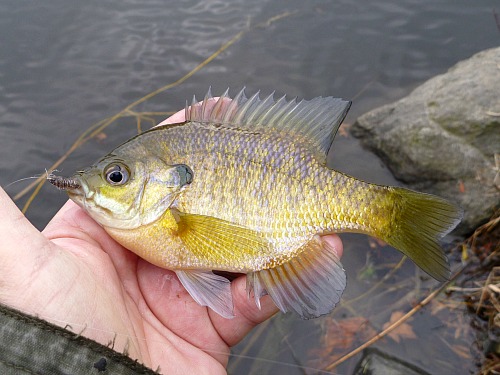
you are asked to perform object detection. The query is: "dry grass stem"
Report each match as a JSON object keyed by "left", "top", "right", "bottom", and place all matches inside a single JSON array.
[{"left": 323, "top": 267, "right": 464, "bottom": 371}]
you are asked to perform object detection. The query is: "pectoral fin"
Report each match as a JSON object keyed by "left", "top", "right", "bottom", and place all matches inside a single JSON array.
[
  {"left": 176, "top": 270, "right": 234, "bottom": 319},
  {"left": 247, "top": 235, "right": 346, "bottom": 319},
  {"left": 171, "top": 212, "right": 271, "bottom": 318},
  {"left": 174, "top": 210, "right": 269, "bottom": 266}
]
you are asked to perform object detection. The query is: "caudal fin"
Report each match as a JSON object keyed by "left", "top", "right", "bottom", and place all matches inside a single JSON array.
[{"left": 385, "top": 188, "right": 463, "bottom": 281}]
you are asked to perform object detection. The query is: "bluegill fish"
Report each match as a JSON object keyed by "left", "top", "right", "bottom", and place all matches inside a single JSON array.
[{"left": 49, "top": 89, "right": 462, "bottom": 319}]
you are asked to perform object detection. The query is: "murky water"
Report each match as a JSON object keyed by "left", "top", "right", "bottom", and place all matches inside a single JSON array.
[{"left": 1, "top": 1, "right": 498, "bottom": 374}]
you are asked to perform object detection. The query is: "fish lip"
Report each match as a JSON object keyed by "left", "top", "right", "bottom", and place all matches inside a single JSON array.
[
  {"left": 66, "top": 175, "right": 90, "bottom": 204},
  {"left": 47, "top": 172, "right": 89, "bottom": 208}
]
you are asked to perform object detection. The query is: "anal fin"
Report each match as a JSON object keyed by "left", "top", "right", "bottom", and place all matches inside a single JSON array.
[
  {"left": 247, "top": 235, "right": 346, "bottom": 319},
  {"left": 176, "top": 270, "right": 234, "bottom": 319}
]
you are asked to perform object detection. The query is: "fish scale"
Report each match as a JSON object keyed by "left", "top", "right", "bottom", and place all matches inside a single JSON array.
[
  {"left": 154, "top": 122, "right": 395, "bottom": 267},
  {"left": 179, "top": 129, "right": 322, "bottom": 228}
]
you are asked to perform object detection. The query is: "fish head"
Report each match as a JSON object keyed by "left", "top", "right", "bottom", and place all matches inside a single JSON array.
[{"left": 50, "top": 156, "right": 193, "bottom": 230}]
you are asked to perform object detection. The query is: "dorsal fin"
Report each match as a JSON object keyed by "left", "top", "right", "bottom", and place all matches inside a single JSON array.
[{"left": 185, "top": 88, "right": 352, "bottom": 164}]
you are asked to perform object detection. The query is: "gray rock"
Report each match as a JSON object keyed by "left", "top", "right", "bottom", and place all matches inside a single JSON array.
[
  {"left": 352, "top": 47, "right": 500, "bottom": 235},
  {"left": 354, "top": 349, "right": 431, "bottom": 375}
]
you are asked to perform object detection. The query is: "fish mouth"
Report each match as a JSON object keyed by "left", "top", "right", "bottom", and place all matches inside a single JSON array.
[{"left": 47, "top": 172, "right": 140, "bottom": 229}]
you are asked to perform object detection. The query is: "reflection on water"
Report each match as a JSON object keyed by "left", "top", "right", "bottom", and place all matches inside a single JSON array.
[{"left": 0, "top": 0, "right": 498, "bottom": 374}]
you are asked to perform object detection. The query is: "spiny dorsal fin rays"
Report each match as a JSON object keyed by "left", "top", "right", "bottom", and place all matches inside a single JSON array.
[
  {"left": 209, "top": 87, "right": 229, "bottom": 121},
  {"left": 221, "top": 88, "right": 246, "bottom": 123},
  {"left": 185, "top": 88, "right": 352, "bottom": 164}
]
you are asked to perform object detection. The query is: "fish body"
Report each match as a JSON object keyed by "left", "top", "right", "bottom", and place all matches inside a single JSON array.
[{"left": 53, "top": 89, "right": 462, "bottom": 319}]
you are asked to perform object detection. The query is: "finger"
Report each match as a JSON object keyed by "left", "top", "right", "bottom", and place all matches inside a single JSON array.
[
  {"left": 157, "top": 108, "right": 185, "bottom": 126},
  {"left": 43, "top": 199, "right": 106, "bottom": 246},
  {"left": 42, "top": 199, "right": 140, "bottom": 287},
  {"left": 214, "top": 233, "right": 343, "bottom": 347},
  {"left": 156, "top": 96, "right": 230, "bottom": 127},
  {"left": 0, "top": 186, "right": 49, "bottom": 254},
  {"left": 322, "top": 234, "right": 343, "bottom": 258},
  {"left": 0, "top": 187, "right": 42, "bottom": 239},
  {"left": 210, "top": 275, "right": 278, "bottom": 349},
  {"left": 0, "top": 187, "right": 51, "bottom": 295}
]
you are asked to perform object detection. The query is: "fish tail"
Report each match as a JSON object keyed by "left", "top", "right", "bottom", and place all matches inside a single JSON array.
[{"left": 382, "top": 187, "right": 463, "bottom": 281}]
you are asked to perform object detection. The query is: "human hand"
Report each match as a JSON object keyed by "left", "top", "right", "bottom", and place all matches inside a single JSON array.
[{"left": 0, "top": 109, "right": 343, "bottom": 374}]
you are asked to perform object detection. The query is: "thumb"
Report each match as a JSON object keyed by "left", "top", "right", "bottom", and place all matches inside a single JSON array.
[{"left": 0, "top": 187, "right": 51, "bottom": 296}]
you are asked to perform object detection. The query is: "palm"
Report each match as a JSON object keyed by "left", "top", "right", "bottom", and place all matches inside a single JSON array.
[
  {"left": 0, "top": 188, "right": 342, "bottom": 374},
  {"left": 0, "top": 195, "right": 281, "bottom": 373}
]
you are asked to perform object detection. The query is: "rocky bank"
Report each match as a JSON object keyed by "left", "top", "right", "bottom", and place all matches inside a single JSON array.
[{"left": 352, "top": 47, "right": 500, "bottom": 235}]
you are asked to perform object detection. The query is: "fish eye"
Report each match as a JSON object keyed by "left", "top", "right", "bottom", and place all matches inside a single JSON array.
[{"left": 104, "top": 163, "right": 130, "bottom": 186}]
